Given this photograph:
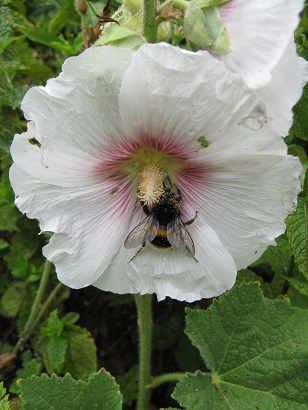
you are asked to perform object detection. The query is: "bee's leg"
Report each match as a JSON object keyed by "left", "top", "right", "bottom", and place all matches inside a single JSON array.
[
  {"left": 128, "top": 244, "right": 146, "bottom": 263},
  {"left": 143, "top": 204, "right": 151, "bottom": 216},
  {"left": 163, "top": 176, "right": 173, "bottom": 190},
  {"left": 169, "top": 183, "right": 181, "bottom": 202},
  {"left": 185, "top": 211, "right": 198, "bottom": 226}
]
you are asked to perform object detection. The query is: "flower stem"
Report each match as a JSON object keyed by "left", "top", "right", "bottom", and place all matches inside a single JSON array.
[
  {"left": 146, "top": 372, "right": 185, "bottom": 389},
  {"left": 13, "top": 259, "right": 52, "bottom": 354},
  {"left": 143, "top": 0, "right": 157, "bottom": 43},
  {"left": 28, "top": 282, "right": 64, "bottom": 335},
  {"left": 134, "top": 294, "right": 153, "bottom": 410}
]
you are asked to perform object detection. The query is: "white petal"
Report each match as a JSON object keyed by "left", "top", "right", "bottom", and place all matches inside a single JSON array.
[
  {"left": 219, "top": 0, "right": 304, "bottom": 88},
  {"left": 11, "top": 122, "right": 98, "bottom": 187},
  {"left": 22, "top": 46, "right": 133, "bottom": 145},
  {"left": 191, "top": 88, "right": 289, "bottom": 159},
  {"left": 93, "top": 211, "right": 237, "bottom": 302},
  {"left": 254, "top": 41, "right": 306, "bottom": 136},
  {"left": 10, "top": 164, "right": 136, "bottom": 287},
  {"left": 179, "top": 153, "right": 301, "bottom": 270},
  {"left": 119, "top": 43, "right": 250, "bottom": 149},
  {"left": 300, "top": 56, "right": 308, "bottom": 83},
  {"left": 11, "top": 47, "right": 133, "bottom": 186}
]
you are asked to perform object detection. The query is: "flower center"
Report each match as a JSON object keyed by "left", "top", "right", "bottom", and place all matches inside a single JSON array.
[
  {"left": 120, "top": 147, "right": 182, "bottom": 204},
  {"left": 137, "top": 165, "right": 166, "bottom": 206}
]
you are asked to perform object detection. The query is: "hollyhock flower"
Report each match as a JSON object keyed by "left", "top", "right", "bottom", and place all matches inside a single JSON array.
[{"left": 10, "top": 43, "right": 301, "bottom": 302}]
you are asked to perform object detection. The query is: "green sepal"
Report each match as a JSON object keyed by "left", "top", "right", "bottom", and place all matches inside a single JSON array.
[
  {"left": 123, "top": 0, "right": 142, "bottom": 16},
  {"left": 95, "top": 25, "right": 146, "bottom": 50},
  {"left": 124, "top": 9, "right": 143, "bottom": 34},
  {"left": 184, "top": 0, "right": 231, "bottom": 54},
  {"left": 157, "top": 21, "right": 172, "bottom": 42}
]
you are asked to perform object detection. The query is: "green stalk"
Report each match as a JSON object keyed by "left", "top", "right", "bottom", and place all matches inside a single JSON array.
[
  {"left": 146, "top": 372, "right": 184, "bottom": 389},
  {"left": 134, "top": 294, "right": 153, "bottom": 410},
  {"left": 28, "top": 282, "right": 63, "bottom": 336},
  {"left": 143, "top": 0, "right": 157, "bottom": 43},
  {"left": 13, "top": 259, "right": 52, "bottom": 354}
]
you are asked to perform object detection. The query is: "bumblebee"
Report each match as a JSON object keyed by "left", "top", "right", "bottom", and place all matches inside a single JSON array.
[{"left": 124, "top": 185, "right": 197, "bottom": 262}]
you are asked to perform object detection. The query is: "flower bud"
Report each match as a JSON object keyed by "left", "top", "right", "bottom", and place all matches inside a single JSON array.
[
  {"left": 75, "top": 0, "right": 87, "bottom": 15},
  {"left": 184, "top": 0, "right": 231, "bottom": 54},
  {"left": 157, "top": 21, "right": 172, "bottom": 43}
]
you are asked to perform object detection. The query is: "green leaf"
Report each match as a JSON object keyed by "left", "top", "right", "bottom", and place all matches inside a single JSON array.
[
  {"left": 116, "top": 364, "right": 138, "bottom": 406},
  {"left": 0, "top": 381, "right": 10, "bottom": 410},
  {"left": 19, "top": 27, "right": 76, "bottom": 56},
  {"left": 236, "top": 269, "right": 274, "bottom": 298},
  {"left": 0, "top": 129, "right": 14, "bottom": 155},
  {"left": 42, "top": 310, "right": 65, "bottom": 337},
  {"left": 0, "top": 239, "right": 9, "bottom": 250},
  {"left": 47, "top": 336, "right": 68, "bottom": 374},
  {"left": 49, "top": 0, "right": 78, "bottom": 35},
  {"left": 39, "top": 310, "right": 97, "bottom": 378},
  {"left": 288, "top": 83, "right": 308, "bottom": 142},
  {"left": 10, "top": 357, "right": 43, "bottom": 394},
  {"left": 1, "top": 281, "right": 30, "bottom": 317},
  {"left": 260, "top": 234, "right": 293, "bottom": 276},
  {"left": 63, "top": 329, "right": 97, "bottom": 379},
  {"left": 172, "top": 283, "right": 308, "bottom": 409},
  {"left": 287, "top": 196, "right": 308, "bottom": 279},
  {"left": 0, "top": 85, "right": 29, "bottom": 108},
  {"left": 19, "top": 371, "right": 123, "bottom": 410},
  {"left": 3, "top": 216, "right": 44, "bottom": 281},
  {"left": 286, "top": 273, "right": 308, "bottom": 296},
  {"left": 0, "top": 168, "right": 21, "bottom": 232},
  {"left": 159, "top": 408, "right": 180, "bottom": 410},
  {"left": 287, "top": 286, "right": 308, "bottom": 309}
]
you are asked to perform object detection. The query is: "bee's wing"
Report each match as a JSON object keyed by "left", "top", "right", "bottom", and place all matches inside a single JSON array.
[
  {"left": 124, "top": 214, "right": 159, "bottom": 249},
  {"left": 167, "top": 218, "right": 195, "bottom": 257}
]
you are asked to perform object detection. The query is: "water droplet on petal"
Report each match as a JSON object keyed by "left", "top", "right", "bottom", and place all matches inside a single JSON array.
[
  {"left": 242, "top": 116, "right": 263, "bottom": 131},
  {"left": 104, "top": 67, "right": 116, "bottom": 83},
  {"left": 103, "top": 87, "right": 112, "bottom": 96}
]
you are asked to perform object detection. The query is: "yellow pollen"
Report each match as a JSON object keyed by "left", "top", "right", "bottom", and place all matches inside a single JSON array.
[{"left": 137, "top": 165, "right": 166, "bottom": 207}]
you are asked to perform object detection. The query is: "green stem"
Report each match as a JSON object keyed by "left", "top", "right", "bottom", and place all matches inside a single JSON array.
[
  {"left": 86, "top": 1, "right": 97, "bottom": 17},
  {"left": 146, "top": 372, "right": 185, "bottom": 389},
  {"left": 28, "top": 282, "right": 63, "bottom": 335},
  {"left": 134, "top": 294, "right": 153, "bottom": 410},
  {"left": 143, "top": 0, "right": 157, "bottom": 43},
  {"left": 13, "top": 260, "right": 52, "bottom": 354}
]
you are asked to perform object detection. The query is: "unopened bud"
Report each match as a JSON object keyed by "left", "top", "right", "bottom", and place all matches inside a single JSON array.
[
  {"left": 184, "top": 0, "right": 231, "bottom": 55},
  {"left": 76, "top": 0, "right": 87, "bottom": 15}
]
